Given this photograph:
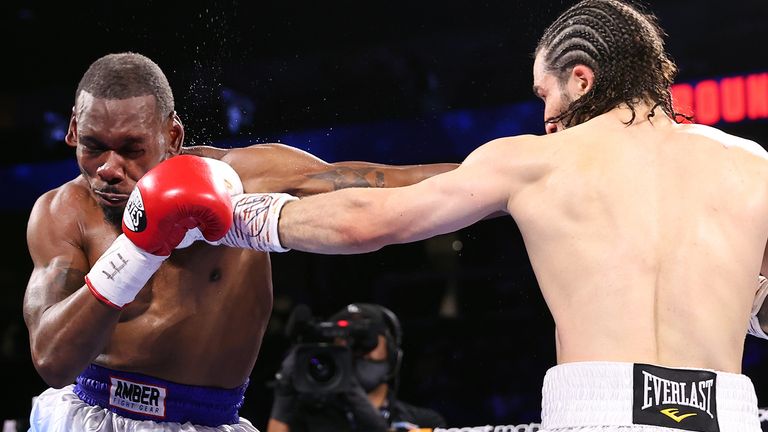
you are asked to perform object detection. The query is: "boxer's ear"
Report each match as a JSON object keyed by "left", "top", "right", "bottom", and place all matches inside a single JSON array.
[
  {"left": 568, "top": 65, "right": 595, "bottom": 97},
  {"left": 65, "top": 107, "right": 78, "bottom": 148},
  {"left": 167, "top": 111, "right": 184, "bottom": 156}
]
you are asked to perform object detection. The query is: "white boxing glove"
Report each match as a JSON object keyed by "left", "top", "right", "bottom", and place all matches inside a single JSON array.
[{"left": 748, "top": 275, "right": 768, "bottom": 339}]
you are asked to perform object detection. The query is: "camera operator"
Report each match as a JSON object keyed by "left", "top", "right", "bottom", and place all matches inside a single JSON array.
[{"left": 267, "top": 303, "right": 446, "bottom": 432}]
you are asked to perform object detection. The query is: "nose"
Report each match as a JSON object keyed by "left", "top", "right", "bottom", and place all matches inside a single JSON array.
[
  {"left": 96, "top": 151, "right": 126, "bottom": 185},
  {"left": 545, "top": 122, "right": 558, "bottom": 135}
]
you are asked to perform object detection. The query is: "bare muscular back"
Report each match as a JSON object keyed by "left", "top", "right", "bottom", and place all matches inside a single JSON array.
[
  {"left": 268, "top": 109, "right": 768, "bottom": 374},
  {"left": 508, "top": 111, "right": 768, "bottom": 373}
]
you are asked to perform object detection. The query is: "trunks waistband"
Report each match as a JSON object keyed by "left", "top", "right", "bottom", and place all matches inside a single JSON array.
[
  {"left": 73, "top": 363, "right": 248, "bottom": 426},
  {"left": 540, "top": 361, "right": 760, "bottom": 432}
]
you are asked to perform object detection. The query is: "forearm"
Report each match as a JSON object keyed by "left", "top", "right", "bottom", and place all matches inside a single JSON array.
[
  {"left": 31, "top": 287, "right": 120, "bottom": 387},
  {"left": 26, "top": 236, "right": 163, "bottom": 387},
  {"left": 277, "top": 169, "right": 471, "bottom": 254},
  {"left": 333, "top": 162, "right": 458, "bottom": 188},
  {"left": 279, "top": 190, "right": 390, "bottom": 255}
]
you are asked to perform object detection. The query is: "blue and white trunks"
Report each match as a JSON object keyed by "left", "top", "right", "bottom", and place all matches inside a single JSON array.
[{"left": 29, "top": 364, "right": 258, "bottom": 432}]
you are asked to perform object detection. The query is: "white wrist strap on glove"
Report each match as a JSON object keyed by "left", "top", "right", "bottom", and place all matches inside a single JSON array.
[
  {"left": 168, "top": 158, "right": 296, "bottom": 252},
  {"left": 220, "top": 193, "right": 298, "bottom": 252},
  {"left": 748, "top": 275, "right": 768, "bottom": 339},
  {"left": 84, "top": 234, "right": 166, "bottom": 310}
]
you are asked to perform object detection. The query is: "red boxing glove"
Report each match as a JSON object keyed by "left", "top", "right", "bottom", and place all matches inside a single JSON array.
[{"left": 122, "top": 155, "right": 234, "bottom": 256}]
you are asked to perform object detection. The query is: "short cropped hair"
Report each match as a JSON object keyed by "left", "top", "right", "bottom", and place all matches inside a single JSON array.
[
  {"left": 75, "top": 52, "right": 174, "bottom": 118},
  {"left": 535, "top": 0, "right": 681, "bottom": 126}
]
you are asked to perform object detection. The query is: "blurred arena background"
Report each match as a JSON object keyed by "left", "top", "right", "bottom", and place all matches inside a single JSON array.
[{"left": 2, "top": 0, "right": 768, "bottom": 429}]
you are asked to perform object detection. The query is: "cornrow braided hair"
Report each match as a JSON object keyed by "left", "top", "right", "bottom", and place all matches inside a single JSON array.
[{"left": 536, "top": 0, "right": 687, "bottom": 127}]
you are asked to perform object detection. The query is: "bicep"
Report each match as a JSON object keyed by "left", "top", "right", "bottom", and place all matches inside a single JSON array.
[
  {"left": 23, "top": 197, "right": 90, "bottom": 332},
  {"left": 221, "top": 144, "right": 334, "bottom": 195},
  {"left": 368, "top": 138, "right": 526, "bottom": 244},
  {"left": 378, "top": 161, "right": 509, "bottom": 244},
  {"left": 181, "top": 144, "right": 327, "bottom": 194}
]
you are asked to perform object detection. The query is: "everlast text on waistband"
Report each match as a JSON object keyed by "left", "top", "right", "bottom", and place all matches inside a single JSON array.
[{"left": 632, "top": 364, "right": 719, "bottom": 432}]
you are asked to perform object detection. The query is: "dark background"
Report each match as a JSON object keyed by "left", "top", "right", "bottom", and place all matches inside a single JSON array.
[{"left": 2, "top": 0, "right": 768, "bottom": 429}]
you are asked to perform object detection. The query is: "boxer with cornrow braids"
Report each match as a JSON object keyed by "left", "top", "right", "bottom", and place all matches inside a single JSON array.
[{"left": 271, "top": 1, "right": 768, "bottom": 430}]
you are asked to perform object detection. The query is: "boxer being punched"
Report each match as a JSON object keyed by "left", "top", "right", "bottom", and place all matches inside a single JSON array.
[
  {"left": 22, "top": 52, "right": 456, "bottom": 431},
  {"left": 267, "top": 1, "right": 768, "bottom": 430}
]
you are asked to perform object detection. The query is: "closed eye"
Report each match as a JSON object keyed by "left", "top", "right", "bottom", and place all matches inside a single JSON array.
[{"left": 79, "top": 136, "right": 107, "bottom": 154}]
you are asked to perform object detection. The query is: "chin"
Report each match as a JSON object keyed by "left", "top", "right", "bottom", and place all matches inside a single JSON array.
[{"left": 101, "top": 205, "right": 125, "bottom": 229}]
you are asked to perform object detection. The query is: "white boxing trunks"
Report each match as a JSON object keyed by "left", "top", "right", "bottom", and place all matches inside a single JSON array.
[
  {"left": 29, "top": 364, "right": 260, "bottom": 432},
  {"left": 540, "top": 362, "right": 760, "bottom": 432}
]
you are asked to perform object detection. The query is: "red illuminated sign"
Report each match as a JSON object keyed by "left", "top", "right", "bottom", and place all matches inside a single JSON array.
[{"left": 672, "top": 72, "right": 768, "bottom": 125}]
